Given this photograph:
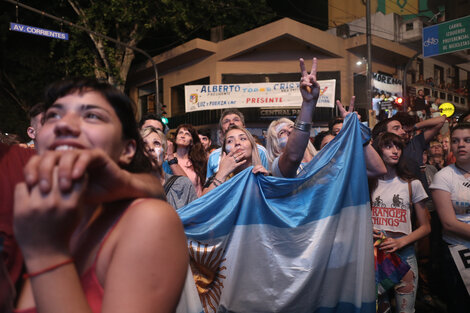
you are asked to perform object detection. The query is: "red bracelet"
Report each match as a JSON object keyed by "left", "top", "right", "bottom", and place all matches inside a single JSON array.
[{"left": 23, "top": 258, "right": 74, "bottom": 279}]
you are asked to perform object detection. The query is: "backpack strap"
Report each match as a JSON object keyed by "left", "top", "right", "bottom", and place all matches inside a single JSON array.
[{"left": 164, "top": 175, "right": 181, "bottom": 195}]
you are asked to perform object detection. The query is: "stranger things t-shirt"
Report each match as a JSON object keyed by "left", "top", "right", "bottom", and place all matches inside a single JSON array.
[{"left": 371, "top": 177, "right": 428, "bottom": 235}]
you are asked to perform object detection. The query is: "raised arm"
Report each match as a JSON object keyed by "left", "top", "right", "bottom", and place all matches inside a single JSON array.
[
  {"left": 278, "top": 57, "right": 319, "bottom": 178},
  {"left": 416, "top": 115, "right": 446, "bottom": 143},
  {"left": 336, "top": 98, "right": 386, "bottom": 178},
  {"left": 165, "top": 140, "right": 188, "bottom": 177}
]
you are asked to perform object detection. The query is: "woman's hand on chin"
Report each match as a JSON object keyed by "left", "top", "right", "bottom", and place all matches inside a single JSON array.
[{"left": 218, "top": 151, "right": 246, "bottom": 178}]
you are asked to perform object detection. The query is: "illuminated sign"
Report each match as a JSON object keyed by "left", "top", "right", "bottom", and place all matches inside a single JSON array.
[
  {"left": 10, "top": 22, "right": 68, "bottom": 40},
  {"left": 439, "top": 102, "right": 455, "bottom": 117}
]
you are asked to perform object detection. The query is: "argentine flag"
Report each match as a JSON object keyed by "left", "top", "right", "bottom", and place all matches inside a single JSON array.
[{"left": 177, "top": 114, "right": 375, "bottom": 313}]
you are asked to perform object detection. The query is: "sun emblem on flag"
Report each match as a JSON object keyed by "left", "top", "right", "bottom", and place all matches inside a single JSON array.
[{"left": 189, "top": 240, "right": 227, "bottom": 313}]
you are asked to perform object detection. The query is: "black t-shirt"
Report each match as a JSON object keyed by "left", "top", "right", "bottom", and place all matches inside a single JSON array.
[
  {"left": 414, "top": 96, "right": 426, "bottom": 111},
  {"left": 402, "top": 133, "right": 430, "bottom": 196}
]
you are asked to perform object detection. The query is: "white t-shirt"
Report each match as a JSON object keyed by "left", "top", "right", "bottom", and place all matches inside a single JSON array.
[
  {"left": 371, "top": 177, "right": 428, "bottom": 235},
  {"left": 271, "top": 155, "right": 308, "bottom": 178},
  {"left": 429, "top": 164, "right": 470, "bottom": 247}
]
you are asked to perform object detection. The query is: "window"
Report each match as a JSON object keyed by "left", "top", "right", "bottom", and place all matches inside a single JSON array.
[
  {"left": 138, "top": 80, "right": 163, "bottom": 115},
  {"left": 406, "top": 23, "right": 414, "bottom": 31},
  {"left": 440, "top": 92, "right": 446, "bottom": 99},
  {"left": 417, "top": 59, "right": 424, "bottom": 77}
]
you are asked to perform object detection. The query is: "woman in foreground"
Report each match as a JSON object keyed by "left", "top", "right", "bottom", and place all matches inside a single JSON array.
[
  {"left": 14, "top": 79, "right": 188, "bottom": 313},
  {"left": 430, "top": 122, "right": 470, "bottom": 312},
  {"left": 370, "top": 132, "right": 430, "bottom": 313}
]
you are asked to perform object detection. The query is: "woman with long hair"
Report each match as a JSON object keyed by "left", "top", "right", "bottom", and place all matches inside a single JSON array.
[
  {"left": 202, "top": 125, "right": 268, "bottom": 195},
  {"left": 141, "top": 126, "right": 197, "bottom": 209},
  {"left": 164, "top": 124, "right": 206, "bottom": 197},
  {"left": 265, "top": 117, "right": 316, "bottom": 173},
  {"left": 430, "top": 122, "right": 470, "bottom": 312},
  {"left": 14, "top": 79, "right": 188, "bottom": 313},
  {"left": 370, "top": 132, "right": 431, "bottom": 313}
]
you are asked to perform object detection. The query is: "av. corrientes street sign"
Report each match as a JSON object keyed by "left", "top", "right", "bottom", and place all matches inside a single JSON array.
[
  {"left": 422, "top": 15, "right": 470, "bottom": 57},
  {"left": 9, "top": 22, "right": 68, "bottom": 40}
]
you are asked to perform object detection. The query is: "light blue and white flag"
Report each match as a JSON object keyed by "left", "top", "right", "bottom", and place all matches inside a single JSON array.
[{"left": 178, "top": 114, "right": 375, "bottom": 313}]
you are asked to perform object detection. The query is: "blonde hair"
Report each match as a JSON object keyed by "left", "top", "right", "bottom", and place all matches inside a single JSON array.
[
  {"left": 266, "top": 118, "right": 316, "bottom": 165},
  {"left": 222, "top": 125, "right": 261, "bottom": 166},
  {"left": 140, "top": 126, "right": 167, "bottom": 153},
  {"left": 266, "top": 118, "right": 292, "bottom": 164}
]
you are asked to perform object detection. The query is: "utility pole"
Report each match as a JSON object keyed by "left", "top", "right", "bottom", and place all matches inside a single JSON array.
[
  {"left": 366, "top": 0, "right": 373, "bottom": 111},
  {"left": 3, "top": 0, "right": 161, "bottom": 116}
]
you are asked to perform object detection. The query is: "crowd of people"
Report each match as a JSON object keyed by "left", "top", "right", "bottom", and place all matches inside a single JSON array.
[{"left": 1, "top": 57, "right": 470, "bottom": 313}]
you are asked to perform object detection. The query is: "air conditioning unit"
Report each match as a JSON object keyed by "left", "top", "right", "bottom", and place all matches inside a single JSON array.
[
  {"left": 336, "top": 24, "right": 350, "bottom": 39},
  {"left": 399, "top": 19, "right": 423, "bottom": 43}
]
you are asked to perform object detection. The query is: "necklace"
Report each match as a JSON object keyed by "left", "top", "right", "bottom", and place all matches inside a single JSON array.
[{"left": 455, "top": 163, "right": 470, "bottom": 175}]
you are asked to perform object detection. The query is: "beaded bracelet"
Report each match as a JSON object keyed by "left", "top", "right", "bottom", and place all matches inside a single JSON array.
[{"left": 23, "top": 258, "right": 74, "bottom": 279}]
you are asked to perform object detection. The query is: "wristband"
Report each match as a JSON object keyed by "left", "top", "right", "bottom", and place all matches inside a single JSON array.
[
  {"left": 213, "top": 177, "right": 224, "bottom": 186},
  {"left": 168, "top": 157, "right": 178, "bottom": 165},
  {"left": 24, "top": 258, "right": 74, "bottom": 279},
  {"left": 294, "top": 118, "right": 312, "bottom": 132}
]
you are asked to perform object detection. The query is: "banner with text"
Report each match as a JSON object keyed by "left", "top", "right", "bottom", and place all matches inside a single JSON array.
[
  {"left": 372, "top": 73, "right": 403, "bottom": 97},
  {"left": 185, "top": 80, "right": 336, "bottom": 112}
]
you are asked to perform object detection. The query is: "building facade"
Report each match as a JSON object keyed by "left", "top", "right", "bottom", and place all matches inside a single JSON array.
[{"left": 128, "top": 17, "right": 418, "bottom": 137}]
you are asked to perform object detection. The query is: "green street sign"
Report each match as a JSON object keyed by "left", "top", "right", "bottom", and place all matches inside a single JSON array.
[{"left": 423, "top": 15, "right": 470, "bottom": 57}]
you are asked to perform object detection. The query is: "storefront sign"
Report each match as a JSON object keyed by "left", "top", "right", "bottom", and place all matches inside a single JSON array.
[
  {"left": 185, "top": 80, "right": 336, "bottom": 113},
  {"left": 9, "top": 22, "right": 69, "bottom": 40},
  {"left": 439, "top": 102, "right": 455, "bottom": 117},
  {"left": 259, "top": 108, "right": 301, "bottom": 117},
  {"left": 423, "top": 15, "right": 470, "bottom": 57}
]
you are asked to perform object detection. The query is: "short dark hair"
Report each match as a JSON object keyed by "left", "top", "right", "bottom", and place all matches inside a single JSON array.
[
  {"left": 313, "top": 130, "right": 332, "bottom": 151},
  {"left": 219, "top": 109, "right": 245, "bottom": 131},
  {"left": 451, "top": 122, "right": 470, "bottom": 136},
  {"left": 393, "top": 112, "right": 418, "bottom": 128},
  {"left": 328, "top": 117, "right": 343, "bottom": 132},
  {"left": 44, "top": 78, "right": 151, "bottom": 173},
  {"left": 459, "top": 110, "right": 470, "bottom": 122},
  {"left": 139, "top": 113, "right": 164, "bottom": 129},
  {"left": 28, "top": 102, "right": 45, "bottom": 120},
  {"left": 372, "top": 118, "right": 394, "bottom": 140},
  {"left": 198, "top": 128, "right": 211, "bottom": 139}
]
